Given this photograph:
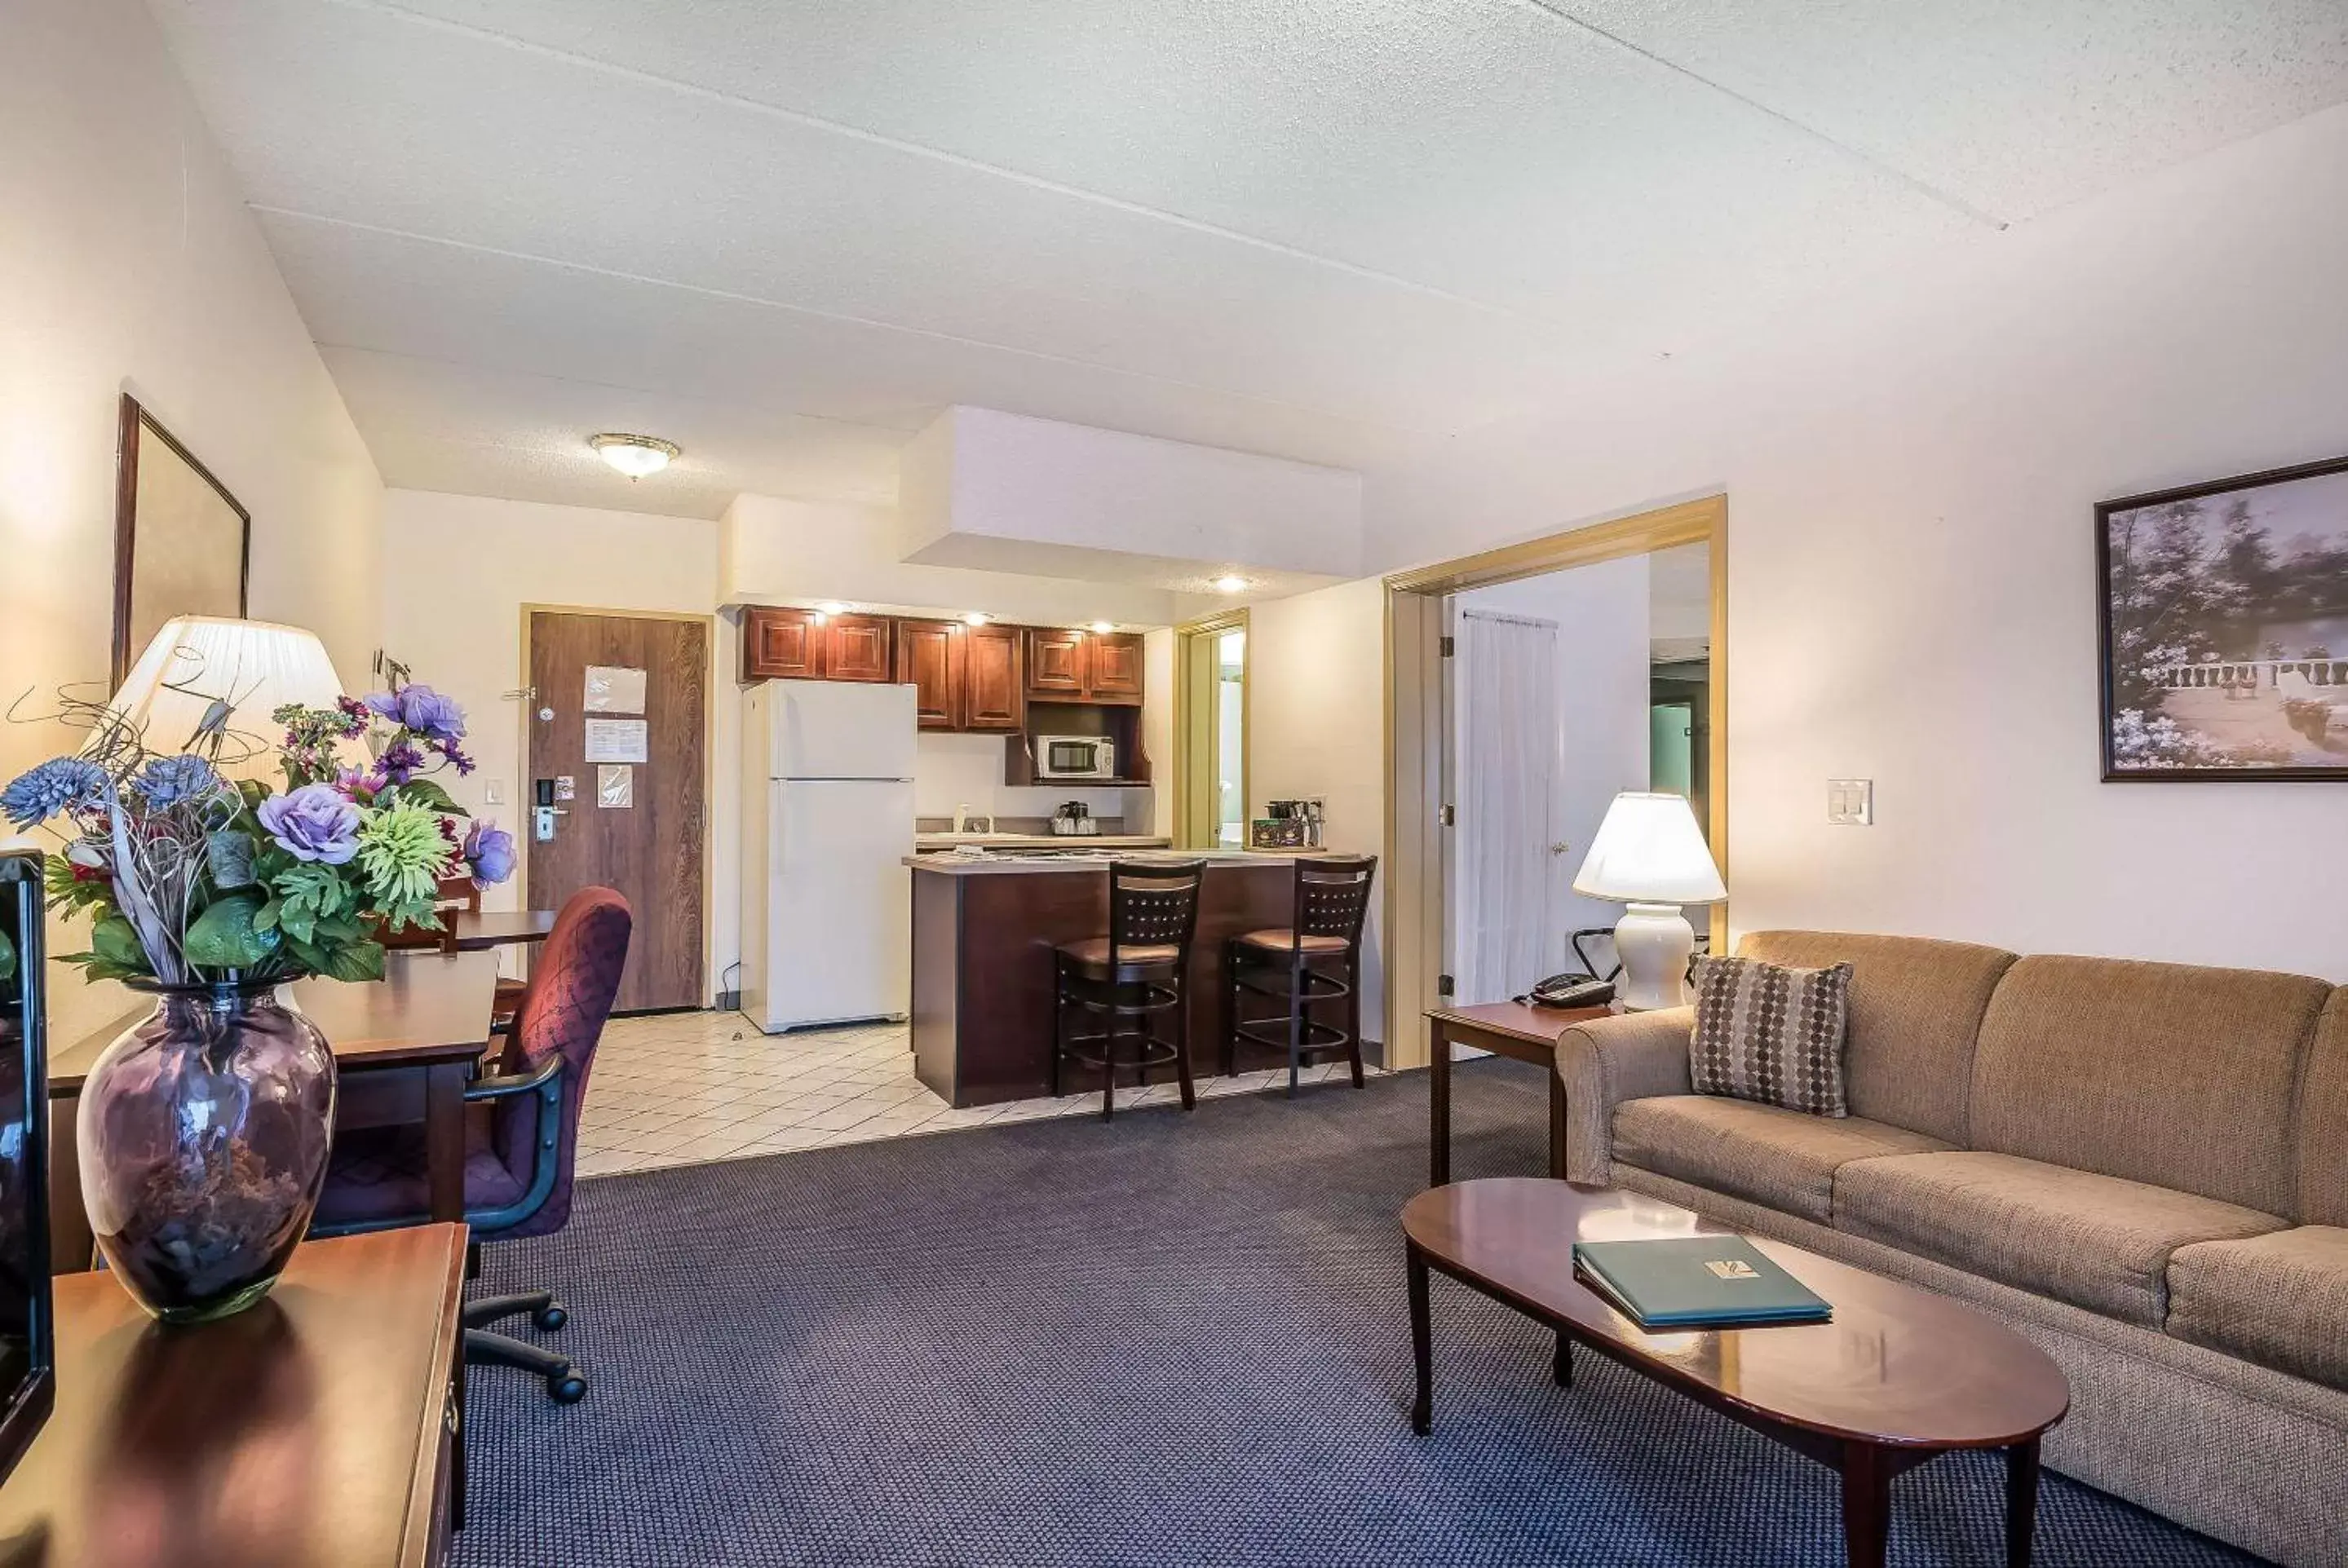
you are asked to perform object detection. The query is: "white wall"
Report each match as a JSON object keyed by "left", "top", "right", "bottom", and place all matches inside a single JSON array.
[
  {"left": 1361, "top": 101, "right": 2348, "bottom": 978},
  {"left": 377, "top": 490, "right": 727, "bottom": 984},
  {"left": 723, "top": 493, "right": 1184, "bottom": 628},
  {"left": 1248, "top": 578, "right": 1388, "bottom": 1036},
  {"left": 1453, "top": 557, "right": 1654, "bottom": 981},
  {"left": 913, "top": 733, "right": 1132, "bottom": 826},
  {"left": 1, "top": 0, "right": 382, "bottom": 780}
]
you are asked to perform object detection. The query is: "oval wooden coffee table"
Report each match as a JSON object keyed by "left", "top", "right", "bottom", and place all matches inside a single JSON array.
[{"left": 1402, "top": 1178, "right": 2070, "bottom": 1568}]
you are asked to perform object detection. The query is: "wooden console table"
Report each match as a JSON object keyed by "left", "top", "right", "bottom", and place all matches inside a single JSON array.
[
  {"left": 0, "top": 1223, "right": 470, "bottom": 1566},
  {"left": 1425, "top": 1000, "right": 1610, "bottom": 1186}
]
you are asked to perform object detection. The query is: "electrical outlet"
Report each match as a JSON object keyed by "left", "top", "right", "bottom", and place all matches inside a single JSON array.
[{"left": 1827, "top": 780, "right": 1873, "bottom": 826}]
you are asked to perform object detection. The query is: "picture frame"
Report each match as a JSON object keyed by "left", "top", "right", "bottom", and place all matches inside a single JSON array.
[
  {"left": 111, "top": 394, "right": 252, "bottom": 688},
  {"left": 2098, "top": 452, "right": 2348, "bottom": 781}
]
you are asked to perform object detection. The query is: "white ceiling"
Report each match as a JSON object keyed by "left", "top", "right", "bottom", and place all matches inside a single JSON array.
[{"left": 151, "top": 0, "right": 2348, "bottom": 525}]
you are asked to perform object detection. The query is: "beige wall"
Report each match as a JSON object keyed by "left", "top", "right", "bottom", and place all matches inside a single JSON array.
[
  {"left": 378, "top": 490, "right": 727, "bottom": 987},
  {"left": 1, "top": 0, "right": 382, "bottom": 781},
  {"left": 1357, "top": 101, "right": 2348, "bottom": 978},
  {"left": 1246, "top": 578, "right": 1388, "bottom": 1035}
]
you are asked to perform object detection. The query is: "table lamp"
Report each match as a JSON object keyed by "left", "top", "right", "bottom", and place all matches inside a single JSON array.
[
  {"left": 1572, "top": 792, "right": 1726, "bottom": 1011},
  {"left": 104, "top": 616, "right": 351, "bottom": 780}
]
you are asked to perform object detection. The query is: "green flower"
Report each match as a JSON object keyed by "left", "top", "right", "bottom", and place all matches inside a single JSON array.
[{"left": 354, "top": 801, "right": 453, "bottom": 928}]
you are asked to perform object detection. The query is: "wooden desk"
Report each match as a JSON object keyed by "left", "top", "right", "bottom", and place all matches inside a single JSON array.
[
  {"left": 1425, "top": 1000, "right": 1611, "bottom": 1186},
  {"left": 46, "top": 952, "right": 500, "bottom": 1273},
  {"left": 443, "top": 908, "right": 557, "bottom": 952},
  {"left": 0, "top": 1224, "right": 470, "bottom": 1567}
]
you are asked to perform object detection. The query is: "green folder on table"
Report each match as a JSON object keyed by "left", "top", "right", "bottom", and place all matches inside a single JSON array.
[{"left": 1572, "top": 1236, "right": 1832, "bottom": 1330}]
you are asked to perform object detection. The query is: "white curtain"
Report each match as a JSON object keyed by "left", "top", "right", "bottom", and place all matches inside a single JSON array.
[{"left": 1455, "top": 610, "right": 1559, "bottom": 1005}]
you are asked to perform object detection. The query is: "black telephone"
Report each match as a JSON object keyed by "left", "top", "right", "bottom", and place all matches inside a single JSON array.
[{"left": 1518, "top": 930, "right": 1618, "bottom": 1009}]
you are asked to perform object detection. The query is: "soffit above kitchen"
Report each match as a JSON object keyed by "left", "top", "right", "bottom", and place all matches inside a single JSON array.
[{"left": 149, "top": 1, "right": 2348, "bottom": 519}]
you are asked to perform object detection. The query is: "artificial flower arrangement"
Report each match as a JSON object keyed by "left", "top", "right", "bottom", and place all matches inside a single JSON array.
[{"left": 2, "top": 674, "right": 515, "bottom": 988}]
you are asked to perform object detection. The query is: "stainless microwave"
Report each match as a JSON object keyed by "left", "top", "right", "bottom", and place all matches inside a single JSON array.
[{"left": 1036, "top": 735, "right": 1117, "bottom": 780}]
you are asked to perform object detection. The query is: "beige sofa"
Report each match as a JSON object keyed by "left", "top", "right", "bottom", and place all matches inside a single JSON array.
[{"left": 1558, "top": 930, "right": 2348, "bottom": 1567}]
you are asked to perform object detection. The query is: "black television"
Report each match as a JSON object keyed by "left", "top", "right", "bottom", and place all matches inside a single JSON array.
[{"left": 0, "top": 850, "right": 53, "bottom": 1482}]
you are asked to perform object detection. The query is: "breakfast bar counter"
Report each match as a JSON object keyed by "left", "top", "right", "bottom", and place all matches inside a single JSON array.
[{"left": 908, "top": 850, "right": 1324, "bottom": 1106}]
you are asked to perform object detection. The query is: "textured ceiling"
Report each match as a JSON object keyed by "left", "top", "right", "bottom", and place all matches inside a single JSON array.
[{"left": 150, "top": 0, "right": 2348, "bottom": 525}]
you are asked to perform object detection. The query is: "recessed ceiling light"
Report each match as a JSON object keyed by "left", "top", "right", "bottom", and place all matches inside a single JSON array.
[
  {"left": 589, "top": 432, "right": 679, "bottom": 479},
  {"left": 1089, "top": 621, "right": 1113, "bottom": 634},
  {"left": 1213, "top": 574, "right": 1250, "bottom": 594},
  {"left": 962, "top": 612, "right": 990, "bottom": 626},
  {"left": 817, "top": 602, "right": 848, "bottom": 616}
]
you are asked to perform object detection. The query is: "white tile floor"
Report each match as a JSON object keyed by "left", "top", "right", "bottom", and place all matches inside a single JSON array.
[{"left": 576, "top": 1010, "right": 1379, "bottom": 1177}]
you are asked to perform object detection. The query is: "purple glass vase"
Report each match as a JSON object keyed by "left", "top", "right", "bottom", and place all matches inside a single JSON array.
[{"left": 77, "top": 982, "right": 337, "bottom": 1323}]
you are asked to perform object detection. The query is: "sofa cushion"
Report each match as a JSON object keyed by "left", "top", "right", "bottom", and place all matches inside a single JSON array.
[
  {"left": 1833, "top": 1151, "right": 2286, "bottom": 1327},
  {"left": 2167, "top": 1226, "right": 2348, "bottom": 1392},
  {"left": 2300, "top": 992, "right": 2348, "bottom": 1227},
  {"left": 1613, "top": 1096, "right": 1952, "bottom": 1224},
  {"left": 1968, "top": 954, "right": 2326, "bottom": 1216},
  {"left": 1737, "top": 930, "right": 2014, "bottom": 1145},
  {"left": 1689, "top": 956, "right": 1853, "bottom": 1116}
]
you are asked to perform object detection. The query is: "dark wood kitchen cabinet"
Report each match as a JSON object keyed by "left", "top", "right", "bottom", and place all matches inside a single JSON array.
[
  {"left": 962, "top": 623, "right": 1025, "bottom": 731},
  {"left": 741, "top": 604, "right": 821, "bottom": 681},
  {"left": 1023, "top": 628, "right": 1143, "bottom": 704},
  {"left": 895, "top": 619, "right": 1026, "bottom": 733},
  {"left": 1026, "top": 628, "right": 1089, "bottom": 696},
  {"left": 741, "top": 606, "right": 895, "bottom": 683},
  {"left": 1086, "top": 634, "right": 1144, "bottom": 704},
  {"left": 823, "top": 612, "right": 895, "bottom": 682},
  {"left": 895, "top": 618, "right": 962, "bottom": 729}
]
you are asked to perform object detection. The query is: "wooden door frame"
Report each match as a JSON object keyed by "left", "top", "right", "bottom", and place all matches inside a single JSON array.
[
  {"left": 1169, "top": 608, "right": 1250, "bottom": 850},
  {"left": 518, "top": 603, "right": 718, "bottom": 1008},
  {"left": 1382, "top": 495, "right": 1728, "bottom": 1068}
]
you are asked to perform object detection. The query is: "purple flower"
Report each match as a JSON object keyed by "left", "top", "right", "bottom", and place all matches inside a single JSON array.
[
  {"left": 2, "top": 757, "right": 108, "bottom": 828},
  {"left": 463, "top": 819, "right": 516, "bottom": 886},
  {"left": 256, "top": 784, "right": 361, "bottom": 864},
  {"left": 365, "top": 684, "right": 466, "bottom": 740},
  {"left": 376, "top": 741, "right": 426, "bottom": 786},
  {"left": 132, "top": 753, "right": 220, "bottom": 808}
]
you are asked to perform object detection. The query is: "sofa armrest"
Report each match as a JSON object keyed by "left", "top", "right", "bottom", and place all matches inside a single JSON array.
[{"left": 1557, "top": 1008, "right": 1695, "bottom": 1185}]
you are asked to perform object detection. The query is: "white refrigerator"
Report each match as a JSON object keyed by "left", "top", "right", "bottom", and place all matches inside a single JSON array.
[{"left": 739, "top": 679, "right": 918, "bottom": 1032}]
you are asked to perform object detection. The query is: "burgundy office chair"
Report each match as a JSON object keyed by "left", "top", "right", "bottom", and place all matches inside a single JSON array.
[{"left": 314, "top": 886, "right": 632, "bottom": 1403}]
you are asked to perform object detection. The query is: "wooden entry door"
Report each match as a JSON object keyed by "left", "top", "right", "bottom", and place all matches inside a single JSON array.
[{"left": 525, "top": 610, "right": 708, "bottom": 1012}]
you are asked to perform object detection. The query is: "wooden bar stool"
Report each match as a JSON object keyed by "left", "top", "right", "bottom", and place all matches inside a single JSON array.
[
  {"left": 1226, "top": 854, "right": 1377, "bottom": 1097},
  {"left": 1051, "top": 859, "right": 1208, "bottom": 1121}
]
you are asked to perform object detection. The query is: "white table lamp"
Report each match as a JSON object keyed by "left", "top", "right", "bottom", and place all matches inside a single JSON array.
[
  {"left": 104, "top": 616, "right": 352, "bottom": 780},
  {"left": 1572, "top": 792, "right": 1726, "bottom": 1011}
]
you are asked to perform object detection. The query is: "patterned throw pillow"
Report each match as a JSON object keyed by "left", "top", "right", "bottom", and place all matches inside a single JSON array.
[{"left": 1689, "top": 956, "right": 1854, "bottom": 1117}]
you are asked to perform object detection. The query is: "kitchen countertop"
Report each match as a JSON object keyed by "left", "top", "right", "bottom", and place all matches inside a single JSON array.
[
  {"left": 906, "top": 847, "right": 1321, "bottom": 874},
  {"left": 914, "top": 833, "right": 1173, "bottom": 850}
]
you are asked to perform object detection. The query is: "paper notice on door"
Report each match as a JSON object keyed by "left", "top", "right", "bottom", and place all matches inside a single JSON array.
[
  {"left": 582, "top": 718, "right": 649, "bottom": 763},
  {"left": 597, "top": 764, "right": 634, "bottom": 808},
  {"left": 584, "top": 665, "right": 648, "bottom": 714}
]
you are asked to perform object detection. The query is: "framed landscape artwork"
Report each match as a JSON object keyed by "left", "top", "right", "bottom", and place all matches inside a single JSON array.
[
  {"left": 111, "top": 394, "right": 250, "bottom": 687},
  {"left": 2099, "top": 453, "right": 2348, "bottom": 781}
]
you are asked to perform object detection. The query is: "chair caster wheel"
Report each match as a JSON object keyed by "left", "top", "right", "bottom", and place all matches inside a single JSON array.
[
  {"left": 534, "top": 1302, "right": 568, "bottom": 1332},
  {"left": 547, "top": 1370, "right": 587, "bottom": 1404}
]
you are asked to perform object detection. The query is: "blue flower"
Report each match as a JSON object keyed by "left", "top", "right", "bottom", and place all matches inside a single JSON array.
[
  {"left": 256, "top": 784, "right": 362, "bottom": 864},
  {"left": 1, "top": 757, "right": 109, "bottom": 828},
  {"left": 463, "top": 819, "right": 516, "bottom": 886},
  {"left": 364, "top": 685, "right": 466, "bottom": 741},
  {"left": 133, "top": 753, "right": 220, "bottom": 808}
]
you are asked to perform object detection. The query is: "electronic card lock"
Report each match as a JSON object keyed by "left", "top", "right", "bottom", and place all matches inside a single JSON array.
[{"left": 533, "top": 777, "right": 572, "bottom": 842}]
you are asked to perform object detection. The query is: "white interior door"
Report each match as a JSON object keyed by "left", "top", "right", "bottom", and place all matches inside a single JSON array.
[{"left": 1452, "top": 611, "right": 1561, "bottom": 1005}]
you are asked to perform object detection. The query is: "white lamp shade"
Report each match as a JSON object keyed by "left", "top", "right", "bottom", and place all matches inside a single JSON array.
[
  {"left": 1572, "top": 792, "right": 1726, "bottom": 906},
  {"left": 104, "top": 616, "right": 351, "bottom": 778}
]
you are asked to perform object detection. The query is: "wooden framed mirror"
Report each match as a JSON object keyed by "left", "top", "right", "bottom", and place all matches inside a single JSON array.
[{"left": 111, "top": 394, "right": 251, "bottom": 687}]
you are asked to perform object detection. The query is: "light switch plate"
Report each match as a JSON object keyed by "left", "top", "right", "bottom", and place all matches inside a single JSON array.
[
  {"left": 1828, "top": 779, "right": 1873, "bottom": 825},
  {"left": 483, "top": 780, "right": 505, "bottom": 806}
]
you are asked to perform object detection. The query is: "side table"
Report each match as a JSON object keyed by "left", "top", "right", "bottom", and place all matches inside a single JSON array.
[{"left": 1425, "top": 1000, "right": 1610, "bottom": 1186}]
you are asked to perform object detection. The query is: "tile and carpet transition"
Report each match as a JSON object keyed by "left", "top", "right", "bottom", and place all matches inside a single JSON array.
[{"left": 456, "top": 1058, "right": 2257, "bottom": 1566}]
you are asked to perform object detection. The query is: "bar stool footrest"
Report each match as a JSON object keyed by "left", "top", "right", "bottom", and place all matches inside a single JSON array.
[{"left": 1231, "top": 1018, "right": 1353, "bottom": 1053}]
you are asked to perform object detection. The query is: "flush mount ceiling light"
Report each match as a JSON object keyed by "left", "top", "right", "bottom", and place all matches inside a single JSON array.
[
  {"left": 589, "top": 432, "right": 679, "bottom": 479},
  {"left": 1212, "top": 574, "right": 1251, "bottom": 594}
]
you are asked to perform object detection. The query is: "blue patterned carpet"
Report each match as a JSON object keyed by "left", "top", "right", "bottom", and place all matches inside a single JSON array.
[{"left": 453, "top": 1058, "right": 2260, "bottom": 1566}]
